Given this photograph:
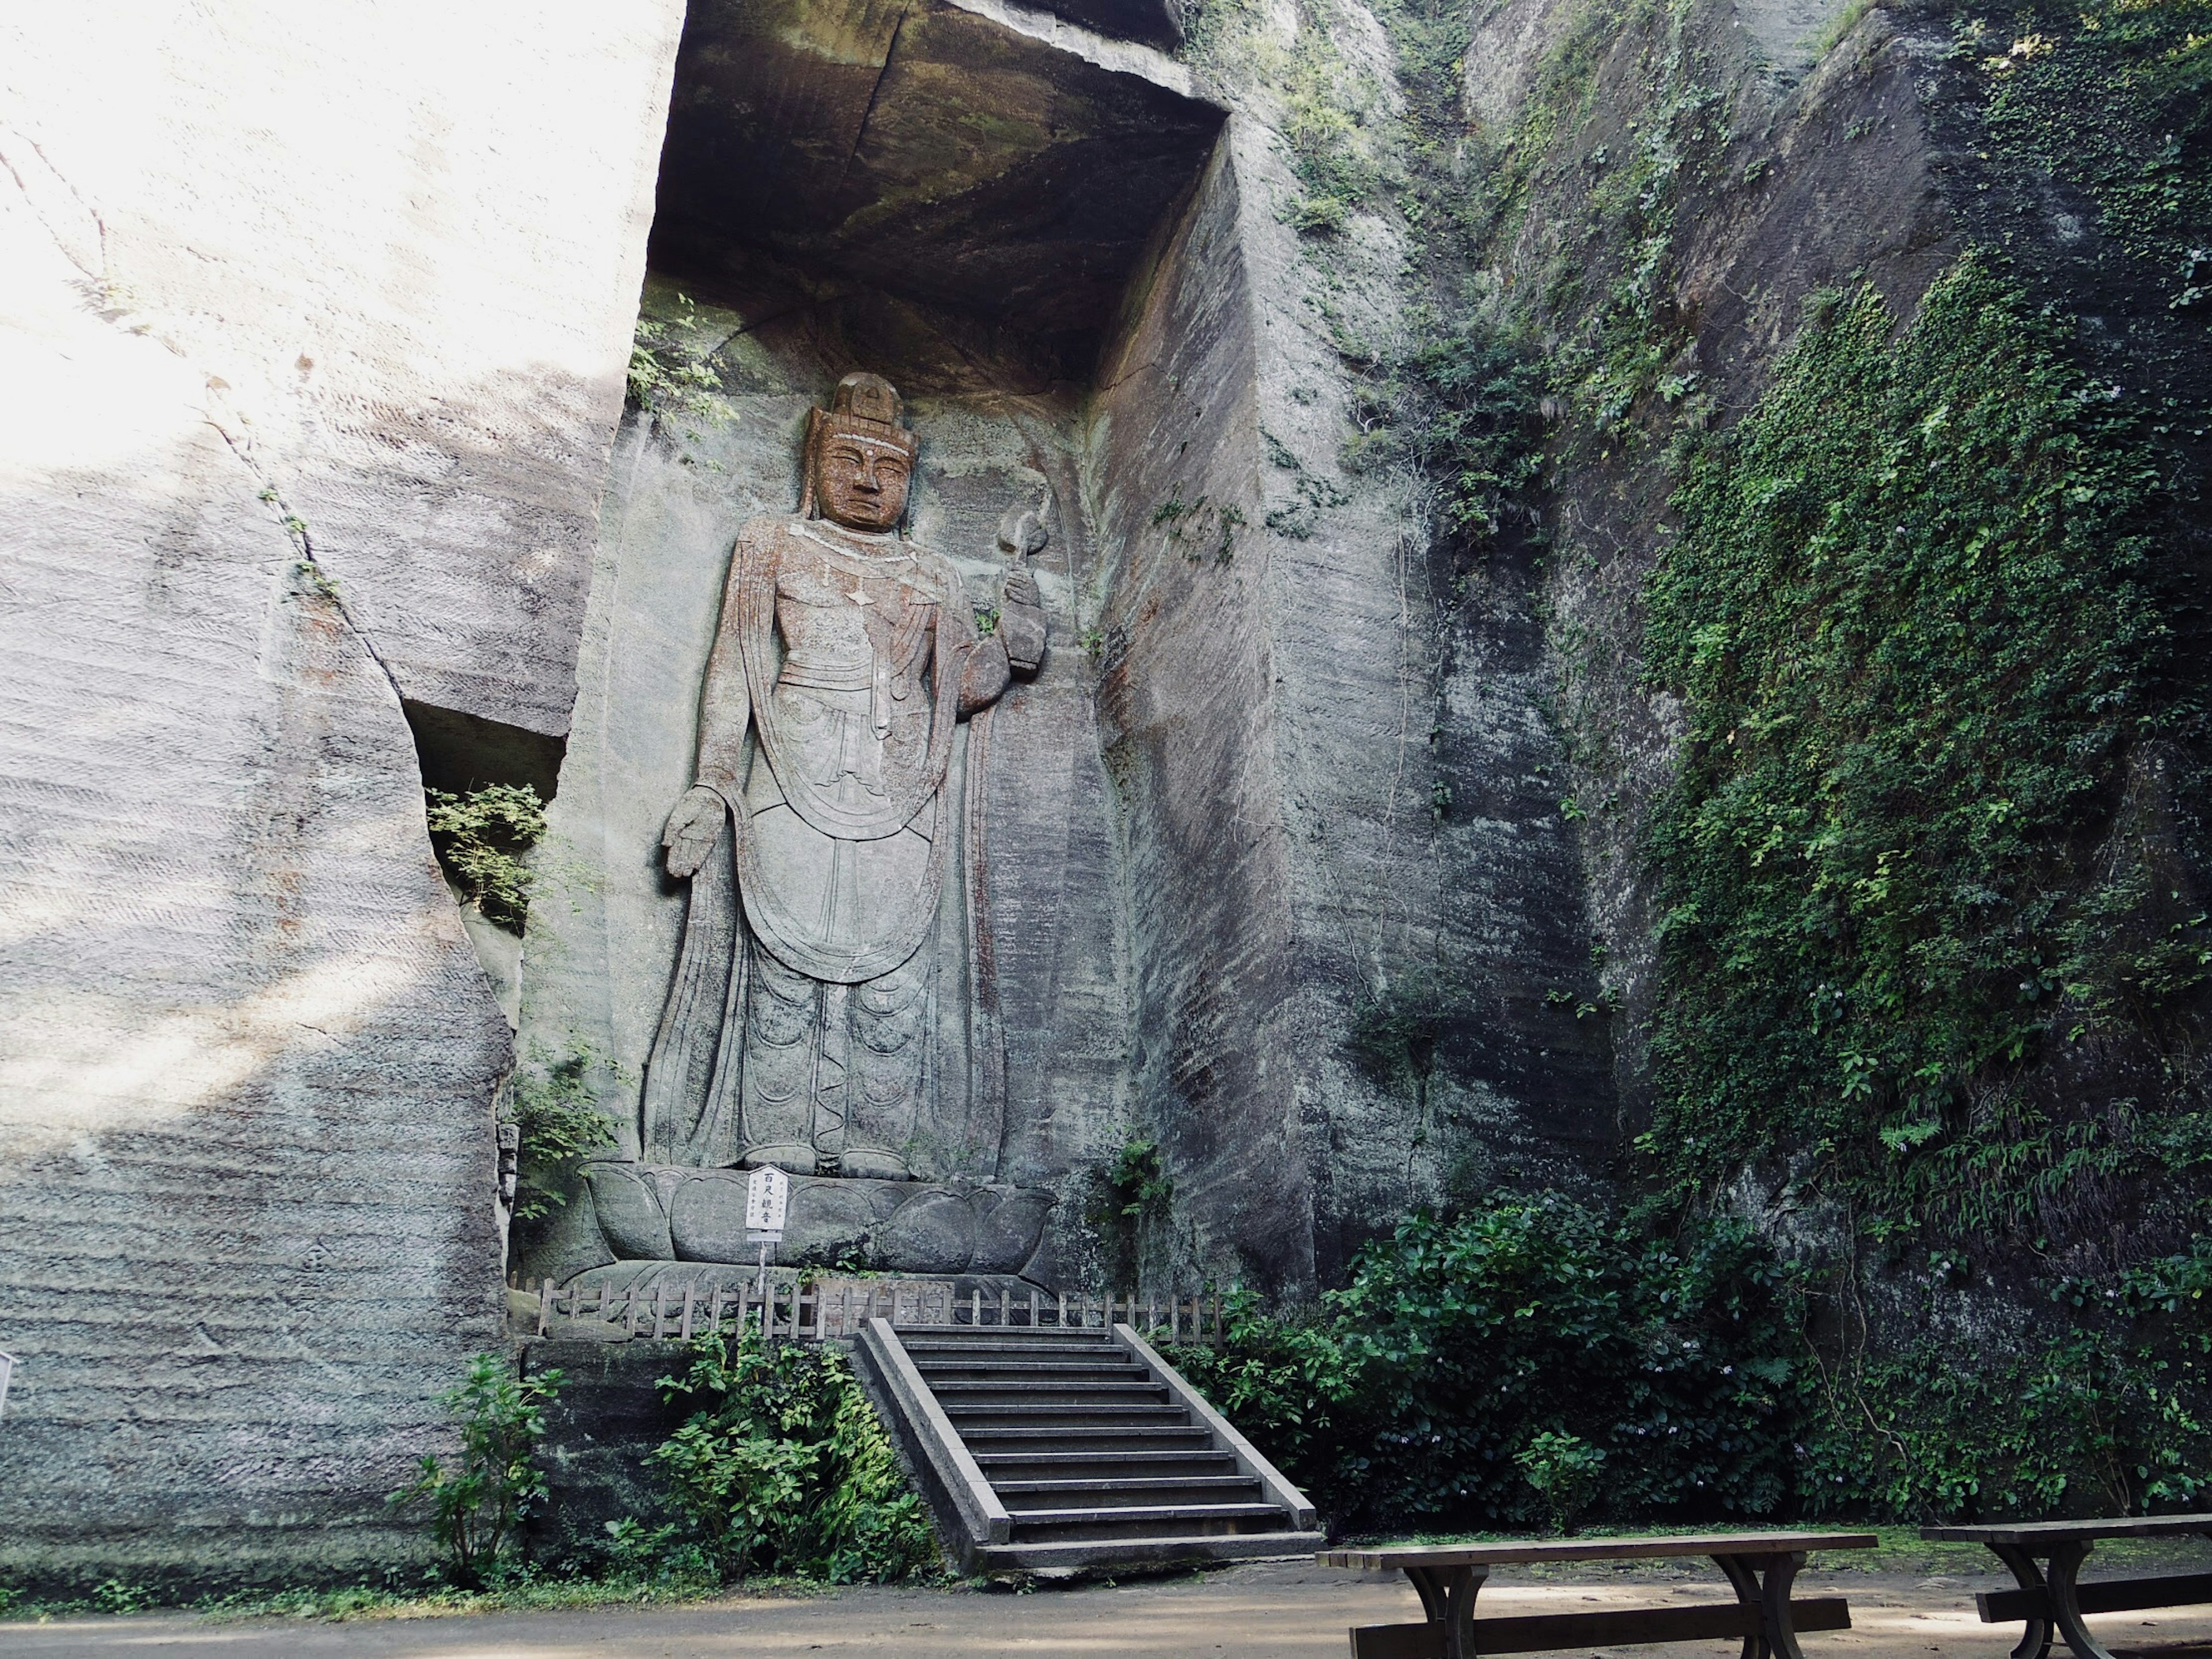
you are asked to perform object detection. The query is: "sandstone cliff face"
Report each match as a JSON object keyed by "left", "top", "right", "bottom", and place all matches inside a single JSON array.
[
  {"left": 4, "top": 0, "right": 2203, "bottom": 1587},
  {"left": 1449, "top": 0, "right": 2210, "bottom": 1323},
  {"left": 0, "top": 6, "right": 683, "bottom": 1588}
]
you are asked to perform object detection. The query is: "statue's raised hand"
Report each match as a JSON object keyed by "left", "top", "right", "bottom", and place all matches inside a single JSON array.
[{"left": 662, "top": 784, "right": 725, "bottom": 878}]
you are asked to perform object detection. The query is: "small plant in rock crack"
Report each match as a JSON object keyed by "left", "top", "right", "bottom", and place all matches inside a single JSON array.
[
  {"left": 509, "top": 1046, "right": 615, "bottom": 1224},
  {"left": 387, "top": 1353, "right": 565, "bottom": 1588},
  {"left": 425, "top": 783, "right": 546, "bottom": 933}
]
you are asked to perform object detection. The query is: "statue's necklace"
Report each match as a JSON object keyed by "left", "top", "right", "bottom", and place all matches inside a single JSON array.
[{"left": 793, "top": 521, "right": 917, "bottom": 567}]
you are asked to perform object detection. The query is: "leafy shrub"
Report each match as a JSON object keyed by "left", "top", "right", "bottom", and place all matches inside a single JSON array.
[
  {"left": 642, "top": 1325, "right": 941, "bottom": 1584},
  {"left": 1168, "top": 1195, "right": 1799, "bottom": 1533},
  {"left": 1087, "top": 1130, "right": 1176, "bottom": 1294},
  {"left": 90, "top": 1580, "right": 151, "bottom": 1615},
  {"left": 628, "top": 290, "right": 722, "bottom": 411},
  {"left": 509, "top": 1047, "right": 615, "bottom": 1224},
  {"left": 388, "top": 1353, "right": 564, "bottom": 1586},
  {"left": 1517, "top": 1429, "right": 1606, "bottom": 1534},
  {"left": 1794, "top": 1328, "right": 2206, "bottom": 1521},
  {"left": 1172, "top": 1194, "right": 2212, "bottom": 1528},
  {"left": 425, "top": 784, "right": 546, "bottom": 933}
]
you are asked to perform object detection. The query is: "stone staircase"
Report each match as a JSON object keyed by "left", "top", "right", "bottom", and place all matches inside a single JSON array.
[{"left": 854, "top": 1318, "right": 1323, "bottom": 1573}]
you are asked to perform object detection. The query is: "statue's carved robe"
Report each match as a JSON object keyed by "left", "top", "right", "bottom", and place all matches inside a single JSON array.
[{"left": 639, "top": 514, "right": 1041, "bottom": 1181}]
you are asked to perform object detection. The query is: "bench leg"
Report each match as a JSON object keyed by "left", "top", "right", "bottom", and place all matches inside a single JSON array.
[
  {"left": 2044, "top": 1541, "right": 2120, "bottom": 1659},
  {"left": 1988, "top": 1544, "right": 2055, "bottom": 1659},
  {"left": 1715, "top": 1551, "right": 1810, "bottom": 1659},
  {"left": 1403, "top": 1563, "right": 1487, "bottom": 1659}
]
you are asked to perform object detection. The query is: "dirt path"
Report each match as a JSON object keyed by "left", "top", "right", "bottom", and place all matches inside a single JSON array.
[{"left": 15, "top": 1557, "right": 2212, "bottom": 1659}]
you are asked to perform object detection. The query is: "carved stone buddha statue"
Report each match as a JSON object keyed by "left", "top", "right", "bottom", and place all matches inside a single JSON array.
[{"left": 628, "top": 372, "right": 1046, "bottom": 1197}]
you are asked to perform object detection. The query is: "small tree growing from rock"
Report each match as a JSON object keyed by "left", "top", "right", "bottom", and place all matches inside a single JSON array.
[{"left": 388, "top": 1353, "right": 564, "bottom": 1586}]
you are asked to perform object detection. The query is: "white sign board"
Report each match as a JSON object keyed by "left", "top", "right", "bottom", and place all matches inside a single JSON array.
[
  {"left": 745, "top": 1165, "right": 790, "bottom": 1238},
  {"left": 0, "top": 1351, "right": 13, "bottom": 1421}
]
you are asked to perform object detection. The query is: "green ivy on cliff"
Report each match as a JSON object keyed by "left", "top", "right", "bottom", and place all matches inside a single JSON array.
[
  {"left": 1641, "top": 253, "right": 2199, "bottom": 1222},
  {"left": 1968, "top": 0, "right": 2212, "bottom": 276}
]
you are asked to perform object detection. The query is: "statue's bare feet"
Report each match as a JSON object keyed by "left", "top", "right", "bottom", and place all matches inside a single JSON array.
[{"left": 740, "top": 1144, "right": 819, "bottom": 1177}]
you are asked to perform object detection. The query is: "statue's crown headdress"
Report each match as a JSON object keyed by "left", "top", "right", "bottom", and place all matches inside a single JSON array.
[{"left": 802, "top": 372, "right": 918, "bottom": 518}]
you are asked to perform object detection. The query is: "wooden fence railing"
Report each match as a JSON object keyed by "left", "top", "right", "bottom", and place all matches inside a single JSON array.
[{"left": 531, "top": 1276, "right": 1228, "bottom": 1348}]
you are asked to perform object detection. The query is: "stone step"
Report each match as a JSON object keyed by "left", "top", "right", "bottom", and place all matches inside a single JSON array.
[
  {"left": 902, "top": 1339, "right": 1130, "bottom": 1359},
  {"left": 912, "top": 1358, "right": 1150, "bottom": 1378},
  {"left": 942, "top": 1403, "right": 1192, "bottom": 1428},
  {"left": 957, "top": 1424, "right": 1217, "bottom": 1450},
  {"left": 899, "top": 1327, "right": 1123, "bottom": 1345},
  {"left": 969, "top": 1529, "right": 1330, "bottom": 1574},
  {"left": 994, "top": 1475, "right": 1264, "bottom": 1505},
  {"left": 1006, "top": 1502, "right": 1298, "bottom": 1543},
  {"left": 973, "top": 1449, "right": 1241, "bottom": 1479},
  {"left": 930, "top": 1380, "right": 1169, "bottom": 1403}
]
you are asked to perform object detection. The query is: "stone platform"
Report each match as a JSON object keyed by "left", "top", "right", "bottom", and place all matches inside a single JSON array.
[{"left": 579, "top": 1162, "right": 1054, "bottom": 1277}]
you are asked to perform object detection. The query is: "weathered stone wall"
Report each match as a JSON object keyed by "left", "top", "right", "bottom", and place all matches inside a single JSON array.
[
  {"left": 1467, "top": 0, "right": 1959, "bottom": 1130},
  {"left": 1090, "top": 9, "right": 1623, "bottom": 1295},
  {"left": 0, "top": 4, "right": 681, "bottom": 1589}
]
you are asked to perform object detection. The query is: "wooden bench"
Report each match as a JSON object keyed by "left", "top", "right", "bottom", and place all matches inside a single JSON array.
[
  {"left": 1320, "top": 1531, "right": 1877, "bottom": 1659},
  {"left": 1922, "top": 1515, "right": 2212, "bottom": 1659}
]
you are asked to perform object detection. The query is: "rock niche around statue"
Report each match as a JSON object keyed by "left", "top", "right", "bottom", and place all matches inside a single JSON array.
[{"left": 556, "top": 372, "right": 1057, "bottom": 1291}]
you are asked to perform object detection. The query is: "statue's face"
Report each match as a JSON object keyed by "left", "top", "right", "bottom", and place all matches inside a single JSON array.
[{"left": 814, "top": 432, "right": 912, "bottom": 532}]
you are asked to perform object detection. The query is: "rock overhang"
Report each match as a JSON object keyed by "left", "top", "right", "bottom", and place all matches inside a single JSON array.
[{"left": 649, "top": 0, "right": 1225, "bottom": 370}]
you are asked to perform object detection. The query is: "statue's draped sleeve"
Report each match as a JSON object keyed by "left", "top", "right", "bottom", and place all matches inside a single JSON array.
[{"left": 694, "top": 526, "right": 759, "bottom": 806}]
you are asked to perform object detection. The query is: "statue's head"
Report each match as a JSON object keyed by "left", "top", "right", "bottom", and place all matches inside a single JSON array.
[{"left": 802, "top": 373, "right": 917, "bottom": 534}]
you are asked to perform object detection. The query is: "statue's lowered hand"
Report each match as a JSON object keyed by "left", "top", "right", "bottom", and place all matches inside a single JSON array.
[{"left": 662, "top": 785, "right": 724, "bottom": 878}]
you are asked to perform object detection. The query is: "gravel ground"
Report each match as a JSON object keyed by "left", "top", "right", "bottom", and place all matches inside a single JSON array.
[{"left": 13, "top": 1552, "right": 2212, "bottom": 1659}]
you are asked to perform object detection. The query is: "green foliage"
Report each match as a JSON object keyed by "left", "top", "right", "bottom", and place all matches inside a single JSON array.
[
  {"left": 1086, "top": 1129, "right": 1176, "bottom": 1295},
  {"left": 509, "top": 1047, "right": 615, "bottom": 1224},
  {"left": 1468, "top": 0, "right": 1645, "bottom": 244},
  {"left": 1547, "top": 2, "right": 1719, "bottom": 433},
  {"left": 1642, "top": 253, "right": 2192, "bottom": 1219},
  {"left": 1968, "top": 0, "right": 2212, "bottom": 275},
  {"left": 1168, "top": 1196, "right": 1800, "bottom": 1532},
  {"left": 628, "top": 291, "right": 722, "bottom": 411},
  {"left": 1516, "top": 1429, "right": 1607, "bottom": 1534},
  {"left": 1104, "top": 1131, "right": 1175, "bottom": 1219},
  {"left": 1798, "top": 1325, "right": 2211, "bottom": 1520},
  {"left": 1277, "top": 38, "right": 1388, "bottom": 234},
  {"left": 387, "top": 1354, "right": 564, "bottom": 1588},
  {"left": 91, "top": 1580, "right": 152, "bottom": 1615},
  {"left": 1400, "top": 315, "right": 1545, "bottom": 554},
  {"left": 639, "top": 1326, "right": 941, "bottom": 1584},
  {"left": 425, "top": 783, "right": 546, "bottom": 933},
  {"left": 1171, "top": 1198, "right": 2212, "bottom": 1527}
]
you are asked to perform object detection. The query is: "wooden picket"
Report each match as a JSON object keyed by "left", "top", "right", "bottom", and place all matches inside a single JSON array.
[{"left": 522, "top": 1275, "right": 1228, "bottom": 1347}]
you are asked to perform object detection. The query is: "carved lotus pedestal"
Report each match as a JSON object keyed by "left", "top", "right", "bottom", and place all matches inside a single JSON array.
[{"left": 571, "top": 1161, "right": 1055, "bottom": 1293}]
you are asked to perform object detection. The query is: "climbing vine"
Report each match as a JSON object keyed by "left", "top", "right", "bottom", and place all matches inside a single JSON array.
[
  {"left": 1642, "top": 253, "right": 2200, "bottom": 1222},
  {"left": 1968, "top": 0, "right": 2212, "bottom": 277}
]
